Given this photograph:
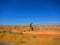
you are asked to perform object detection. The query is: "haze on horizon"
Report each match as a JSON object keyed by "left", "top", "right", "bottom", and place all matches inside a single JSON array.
[{"left": 0, "top": 0, "right": 60, "bottom": 26}]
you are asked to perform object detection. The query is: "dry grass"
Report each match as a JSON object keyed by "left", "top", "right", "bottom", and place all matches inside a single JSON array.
[
  {"left": 0, "top": 26, "right": 60, "bottom": 45},
  {"left": 0, "top": 31, "right": 60, "bottom": 45}
]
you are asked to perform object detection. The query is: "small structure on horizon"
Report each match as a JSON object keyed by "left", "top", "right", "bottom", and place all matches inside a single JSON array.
[{"left": 29, "top": 22, "right": 34, "bottom": 31}]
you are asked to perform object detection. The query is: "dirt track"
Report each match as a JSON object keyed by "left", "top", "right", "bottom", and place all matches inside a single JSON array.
[{"left": 23, "top": 31, "right": 60, "bottom": 38}]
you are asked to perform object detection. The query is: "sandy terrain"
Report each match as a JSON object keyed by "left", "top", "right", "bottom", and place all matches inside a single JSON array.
[
  {"left": 23, "top": 31, "right": 60, "bottom": 38},
  {"left": 0, "top": 26, "right": 60, "bottom": 45},
  {"left": 0, "top": 26, "right": 60, "bottom": 38},
  {"left": 23, "top": 30, "right": 60, "bottom": 34}
]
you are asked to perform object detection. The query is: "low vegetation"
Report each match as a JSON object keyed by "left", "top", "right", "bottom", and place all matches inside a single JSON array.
[
  {"left": 0, "top": 30, "right": 60, "bottom": 45},
  {"left": 0, "top": 25, "right": 60, "bottom": 45}
]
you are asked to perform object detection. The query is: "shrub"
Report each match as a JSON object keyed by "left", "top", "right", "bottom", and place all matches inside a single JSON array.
[
  {"left": 19, "top": 40, "right": 26, "bottom": 44},
  {"left": 32, "top": 35, "right": 36, "bottom": 38},
  {"left": 19, "top": 32, "right": 23, "bottom": 35}
]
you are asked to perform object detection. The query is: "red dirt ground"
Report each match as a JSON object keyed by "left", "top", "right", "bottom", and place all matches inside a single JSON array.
[
  {"left": 24, "top": 33, "right": 60, "bottom": 38},
  {"left": 23, "top": 31, "right": 60, "bottom": 38}
]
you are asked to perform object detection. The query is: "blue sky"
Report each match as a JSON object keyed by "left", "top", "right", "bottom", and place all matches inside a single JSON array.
[{"left": 0, "top": 0, "right": 60, "bottom": 25}]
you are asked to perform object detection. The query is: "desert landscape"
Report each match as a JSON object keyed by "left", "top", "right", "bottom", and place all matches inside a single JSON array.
[
  {"left": 1, "top": 0, "right": 60, "bottom": 45},
  {"left": 0, "top": 25, "right": 60, "bottom": 45}
]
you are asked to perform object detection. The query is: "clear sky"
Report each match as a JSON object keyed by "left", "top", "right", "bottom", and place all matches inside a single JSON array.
[{"left": 0, "top": 0, "right": 60, "bottom": 26}]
